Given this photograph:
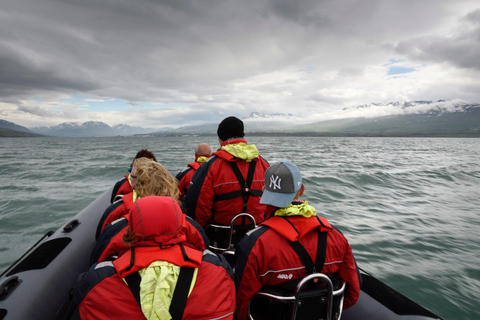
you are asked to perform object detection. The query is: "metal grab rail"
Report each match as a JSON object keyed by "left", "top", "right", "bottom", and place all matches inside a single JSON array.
[
  {"left": 205, "top": 212, "right": 257, "bottom": 252},
  {"left": 248, "top": 273, "right": 346, "bottom": 320}
]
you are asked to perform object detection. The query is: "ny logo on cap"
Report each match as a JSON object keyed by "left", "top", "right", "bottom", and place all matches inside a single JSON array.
[{"left": 269, "top": 175, "right": 282, "bottom": 190}]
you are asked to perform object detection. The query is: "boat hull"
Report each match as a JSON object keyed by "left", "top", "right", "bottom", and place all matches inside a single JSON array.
[
  {"left": 0, "top": 190, "right": 111, "bottom": 320},
  {"left": 0, "top": 189, "right": 442, "bottom": 320}
]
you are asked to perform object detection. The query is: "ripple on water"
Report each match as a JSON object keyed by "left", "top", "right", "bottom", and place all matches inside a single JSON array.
[{"left": 1, "top": 136, "right": 480, "bottom": 320}]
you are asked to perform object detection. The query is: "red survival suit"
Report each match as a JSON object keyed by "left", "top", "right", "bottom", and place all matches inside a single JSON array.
[
  {"left": 234, "top": 201, "right": 360, "bottom": 320},
  {"left": 177, "top": 162, "right": 200, "bottom": 200},
  {"left": 75, "top": 196, "right": 236, "bottom": 320},
  {"left": 91, "top": 214, "right": 209, "bottom": 265},
  {"left": 96, "top": 192, "right": 135, "bottom": 238},
  {"left": 176, "top": 155, "right": 210, "bottom": 200},
  {"left": 185, "top": 138, "right": 269, "bottom": 228},
  {"left": 110, "top": 174, "right": 132, "bottom": 203}
]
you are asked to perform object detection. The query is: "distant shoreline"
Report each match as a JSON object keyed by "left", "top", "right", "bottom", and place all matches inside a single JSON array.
[
  {"left": 152, "top": 132, "right": 480, "bottom": 138},
  {"left": 0, "top": 129, "right": 44, "bottom": 138},
  {"left": 2, "top": 131, "right": 480, "bottom": 138}
]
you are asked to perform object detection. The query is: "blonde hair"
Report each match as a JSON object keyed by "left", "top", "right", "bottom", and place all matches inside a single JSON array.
[
  {"left": 133, "top": 160, "right": 180, "bottom": 204},
  {"left": 132, "top": 157, "right": 155, "bottom": 168}
]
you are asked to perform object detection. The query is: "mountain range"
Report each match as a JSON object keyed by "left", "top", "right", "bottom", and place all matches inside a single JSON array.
[
  {"left": 0, "top": 121, "right": 157, "bottom": 137},
  {"left": 268, "top": 102, "right": 480, "bottom": 137},
  {"left": 1, "top": 101, "right": 479, "bottom": 137},
  {"left": 153, "top": 101, "right": 480, "bottom": 137},
  {"left": 30, "top": 121, "right": 158, "bottom": 137},
  {"left": 0, "top": 120, "right": 43, "bottom": 137}
]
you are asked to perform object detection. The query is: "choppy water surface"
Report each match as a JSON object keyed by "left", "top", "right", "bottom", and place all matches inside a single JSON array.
[{"left": 1, "top": 136, "right": 479, "bottom": 320}]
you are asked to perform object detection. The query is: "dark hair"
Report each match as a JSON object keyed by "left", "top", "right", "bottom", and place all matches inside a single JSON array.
[{"left": 131, "top": 149, "right": 156, "bottom": 166}]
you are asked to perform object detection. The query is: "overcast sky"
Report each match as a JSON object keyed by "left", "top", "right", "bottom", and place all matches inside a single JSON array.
[{"left": 1, "top": 0, "right": 479, "bottom": 129}]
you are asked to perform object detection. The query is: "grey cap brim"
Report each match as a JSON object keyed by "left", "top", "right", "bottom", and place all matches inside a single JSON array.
[{"left": 260, "top": 188, "right": 296, "bottom": 208}]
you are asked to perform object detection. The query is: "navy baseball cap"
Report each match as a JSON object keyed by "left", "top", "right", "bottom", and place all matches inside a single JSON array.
[{"left": 260, "top": 161, "right": 302, "bottom": 208}]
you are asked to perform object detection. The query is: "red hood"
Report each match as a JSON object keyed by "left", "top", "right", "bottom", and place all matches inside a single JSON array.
[{"left": 129, "top": 196, "right": 187, "bottom": 246}]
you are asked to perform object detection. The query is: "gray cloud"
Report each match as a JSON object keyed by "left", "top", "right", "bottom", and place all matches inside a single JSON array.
[
  {"left": 0, "top": 49, "right": 96, "bottom": 98},
  {"left": 1, "top": 0, "right": 479, "bottom": 128},
  {"left": 395, "top": 8, "right": 480, "bottom": 70}
]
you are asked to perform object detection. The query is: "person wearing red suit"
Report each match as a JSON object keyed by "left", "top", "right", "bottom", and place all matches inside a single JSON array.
[
  {"left": 176, "top": 143, "right": 212, "bottom": 201},
  {"left": 234, "top": 161, "right": 361, "bottom": 320},
  {"left": 110, "top": 149, "right": 157, "bottom": 203},
  {"left": 75, "top": 196, "right": 236, "bottom": 320},
  {"left": 91, "top": 213, "right": 208, "bottom": 265},
  {"left": 185, "top": 116, "right": 269, "bottom": 228},
  {"left": 98, "top": 158, "right": 180, "bottom": 237},
  {"left": 93, "top": 158, "right": 207, "bottom": 264}
]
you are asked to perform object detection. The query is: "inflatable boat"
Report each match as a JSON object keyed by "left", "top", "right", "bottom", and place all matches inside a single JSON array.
[{"left": 0, "top": 187, "right": 443, "bottom": 320}]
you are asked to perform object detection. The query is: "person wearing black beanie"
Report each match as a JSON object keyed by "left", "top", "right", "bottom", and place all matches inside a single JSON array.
[
  {"left": 185, "top": 116, "right": 270, "bottom": 242},
  {"left": 217, "top": 116, "right": 245, "bottom": 142}
]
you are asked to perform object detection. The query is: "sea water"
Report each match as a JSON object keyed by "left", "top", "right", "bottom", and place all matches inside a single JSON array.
[{"left": 0, "top": 136, "right": 479, "bottom": 320}]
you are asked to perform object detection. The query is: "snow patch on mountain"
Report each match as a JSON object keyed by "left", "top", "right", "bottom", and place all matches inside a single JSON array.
[
  {"left": 339, "top": 99, "right": 475, "bottom": 119},
  {"left": 30, "top": 121, "right": 156, "bottom": 137}
]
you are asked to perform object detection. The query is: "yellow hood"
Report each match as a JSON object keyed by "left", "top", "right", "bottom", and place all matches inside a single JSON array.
[{"left": 221, "top": 142, "right": 259, "bottom": 162}]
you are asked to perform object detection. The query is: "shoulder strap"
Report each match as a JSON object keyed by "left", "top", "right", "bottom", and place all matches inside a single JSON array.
[
  {"left": 169, "top": 267, "right": 195, "bottom": 320},
  {"left": 124, "top": 266, "right": 195, "bottom": 320},
  {"left": 314, "top": 217, "right": 328, "bottom": 270},
  {"left": 289, "top": 241, "right": 315, "bottom": 274},
  {"left": 231, "top": 160, "right": 255, "bottom": 213},
  {"left": 213, "top": 161, "right": 261, "bottom": 209},
  {"left": 124, "top": 271, "right": 141, "bottom": 305},
  {"left": 289, "top": 229, "right": 327, "bottom": 274}
]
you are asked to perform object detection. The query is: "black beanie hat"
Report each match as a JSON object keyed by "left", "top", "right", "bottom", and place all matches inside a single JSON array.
[{"left": 217, "top": 116, "right": 244, "bottom": 141}]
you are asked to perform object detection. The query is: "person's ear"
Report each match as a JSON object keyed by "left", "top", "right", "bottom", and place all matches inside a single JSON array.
[{"left": 298, "top": 184, "right": 305, "bottom": 197}]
